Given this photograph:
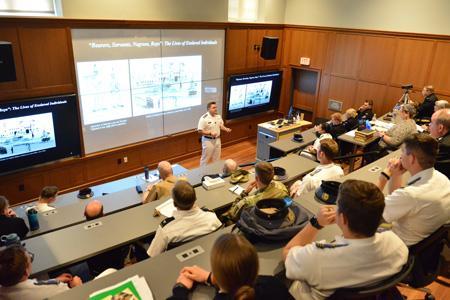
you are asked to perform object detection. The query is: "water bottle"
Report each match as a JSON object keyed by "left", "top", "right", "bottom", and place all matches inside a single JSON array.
[
  {"left": 27, "top": 208, "right": 40, "bottom": 231},
  {"left": 365, "top": 120, "right": 372, "bottom": 130},
  {"left": 144, "top": 167, "right": 149, "bottom": 181}
]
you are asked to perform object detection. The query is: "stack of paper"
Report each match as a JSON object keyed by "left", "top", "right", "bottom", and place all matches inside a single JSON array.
[
  {"left": 89, "top": 275, "right": 153, "bottom": 300},
  {"left": 155, "top": 198, "right": 177, "bottom": 218}
]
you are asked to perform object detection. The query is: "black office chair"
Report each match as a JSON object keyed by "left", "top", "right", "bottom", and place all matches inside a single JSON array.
[
  {"left": 328, "top": 255, "right": 414, "bottom": 300},
  {"left": 398, "top": 224, "right": 450, "bottom": 300}
]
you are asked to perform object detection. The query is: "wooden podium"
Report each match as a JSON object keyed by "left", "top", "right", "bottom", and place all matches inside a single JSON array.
[{"left": 256, "top": 119, "right": 312, "bottom": 160}]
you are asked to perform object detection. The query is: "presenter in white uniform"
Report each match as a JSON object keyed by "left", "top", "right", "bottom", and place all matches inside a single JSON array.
[{"left": 197, "top": 101, "right": 231, "bottom": 166}]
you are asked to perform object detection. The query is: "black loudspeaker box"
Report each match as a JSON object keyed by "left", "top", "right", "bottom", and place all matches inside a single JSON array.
[
  {"left": 0, "top": 42, "right": 17, "bottom": 82},
  {"left": 260, "top": 36, "right": 279, "bottom": 60}
]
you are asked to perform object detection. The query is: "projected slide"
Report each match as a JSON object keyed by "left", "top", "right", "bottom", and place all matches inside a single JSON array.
[
  {"left": 71, "top": 28, "right": 225, "bottom": 154},
  {"left": 229, "top": 80, "right": 272, "bottom": 110},
  {"left": 77, "top": 55, "right": 202, "bottom": 124},
  {"left": 0, "top": 113, "right": 56, "bottom": 159}
]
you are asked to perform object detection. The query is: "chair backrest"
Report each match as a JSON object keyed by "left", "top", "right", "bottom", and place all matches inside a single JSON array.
[
  {"left": 405, "top": 224, "right": 450, "bottom": 288},
  {"left": 166, "top": 223, "right": 225, "bottom": 251},
  {"left": 329, "top": 255, "right": 414, "bottom": 299}
]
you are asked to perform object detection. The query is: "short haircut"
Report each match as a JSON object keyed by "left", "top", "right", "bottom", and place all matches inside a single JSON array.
[
  {"left": 40, "top": 186, "right": 58, "bottom": 199},
  {"left": 401, "top": 104, "right": 416, "bottom": 118},
  {"left": 365, "top": 100, "right": 374, "bottom": 107},
  {"left": 331, "top": 112, "right": 343, "bottom": 123},
  {"left": 254, "top": 161, "right": 274, "bottom": 185},
  {"left": 84, "top": 201, "right": 104, "bottom": 221},
  {"left": 207, "top": 101, "right": 216, "bottom": 110},
  {"left": 403, "top": 133, "right": 438, "bottom": 169},
  {"left": 0, "top": 196, "right": 9, "bottom": 214},
  {"left": 435, "top": 108, "right": 450, "bottom": 130},
  {"left": 172, "top": 180, "right": 196, "bottom": 210},
  {"left": 337, "top": 180, "right": 385, "bottom": 237},
  {"left": 0, "top": 245, "right": 28, "bottom": 287},
  {"left": 319, "top": 138, "right": 339, "bottom": 160}
]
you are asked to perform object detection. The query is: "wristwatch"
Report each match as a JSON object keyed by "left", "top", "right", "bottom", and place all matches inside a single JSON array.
[
  {"left": 173, "top": 282, "right": 188, "bottom": 290},
  {"left": 310, "top": 216, "right": 324, "bottom": 230}
]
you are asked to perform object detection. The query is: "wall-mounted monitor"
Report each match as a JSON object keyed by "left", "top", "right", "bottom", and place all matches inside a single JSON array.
[
  {"left": 0, "top": 94, "right": 81, "bottom": 174},
  {"left": 226, "top": 70, "right": 282, "bottom": 120}
]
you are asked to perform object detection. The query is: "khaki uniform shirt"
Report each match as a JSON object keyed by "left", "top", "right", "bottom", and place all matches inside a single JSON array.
[{"left": 143, "top": 175, "right": 178, "bottom": 204}]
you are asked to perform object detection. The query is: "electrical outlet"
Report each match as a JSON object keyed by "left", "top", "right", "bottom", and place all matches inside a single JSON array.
[
  {"left": 123, "top": 156, "right": 128, "bottom": 163},
  {"left": 176, "top": 246, "right": 205, "bottom": 262},
  {"left": 43, "top": 210, "right": 57, "bottom": 217},
  {"left": 84, "top": 221, "right": 103, "bottom": 230}
]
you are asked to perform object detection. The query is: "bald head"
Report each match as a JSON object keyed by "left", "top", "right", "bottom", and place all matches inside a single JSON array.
[
  {"left": 84, "top": 200, "right": 103, "bottom": 220},
  {"left": 158, "top": 161, "right": 173, "bottom": 180},
  {"left": 223, "top": 159, "right": 237, "bottom": 175}
]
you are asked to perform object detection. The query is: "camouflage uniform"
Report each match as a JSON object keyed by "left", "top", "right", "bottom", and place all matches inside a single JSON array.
[{"left": 222, "top": 180, "right": 289, "bottom": 222}]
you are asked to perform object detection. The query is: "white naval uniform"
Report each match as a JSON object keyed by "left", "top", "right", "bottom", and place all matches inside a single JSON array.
[
  {"left": 383, "top": 168, "right": 450, "bottom": 246},
  {"left": 0, "top": 279, "right": 69, "bottom": 300},
  {"left": 312, "top": 133, "right": 333, "bottom": 152},
  {"left": 285, "top": 231, "right": 408, "bottom": 300},
  {"left": 291, "top": 163, "right": 344, "bottom": 197},
  {"left": 198, "top": 112, "right": 224, "bottom": 166},
  {"left": 147, "top": 206, "right": 222, "bottom": 257}
]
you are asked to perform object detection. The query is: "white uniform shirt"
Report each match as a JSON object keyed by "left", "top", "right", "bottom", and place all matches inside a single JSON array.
[
  {"left": 34, "top": 202, "right": 55, "bottom": 213},
  {"left": 197, "top": 112, "right": 223, "bottom": 137},
  {"left": 147, "top": 206, "right": 222, "bottom": 257},
  {"left": 0, "top": 279, "right": 69, "bottom": 300},
  {"left": 383, "top": 168, "right": 450, "bottom": 246},
  {"left": 291, "top": 163, "right": 344, "bottom": 197},
  {"left": 312, "top": 133, "right": 333, "bottom": 151},
  {"left": 285, "top": 231, "right": 408, "bottom": 300}
]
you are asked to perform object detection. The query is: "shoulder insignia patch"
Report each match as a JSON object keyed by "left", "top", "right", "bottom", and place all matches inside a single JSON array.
[
  {"left": 160, "top": 216, "right": 175, "bottom": 228},
  {"left": 315, "top": 242, "right": 348, "bottom": 249}
]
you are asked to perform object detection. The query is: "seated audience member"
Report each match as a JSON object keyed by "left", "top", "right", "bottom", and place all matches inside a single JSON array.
[
  {"left": 222, "top": 159, "right": 238, "bottom": 177},
  {"left": 326, "top": 112, "right": 346, "bottom": 139},
  {"left": 0, "top": 245, "right": 82, "bottom": 299},
  {"left": 147, "top": 180, "right": 222, "bottom": 257},
  {"left": 377, "top": 133, "right": 450, "bottom": 246},
  {"left": 84, "top": 200, "right": 123, "bottom": 277},
  {"left": 283, "top": 180, "right": 408, "bottom": 299},
  {"left": 34, "top": 186, "right": 58, "bottom": 213},
  {"left": 221, "top": 161, "right": 289, "bottom": 222},
  {"left": 342, "top": 108, "right": 359, "bottom": 131},
  {"left": 357, "top": 99, "right": 374, "bottom": 121},
  {"left": 302, "top": 123, "right": 333, "bottom": 159},
  {"left": 169, "top": 233, "right": 293, "bottom": 300},
  {"left": 143, "top": 161, "right": 179, "bottom": 204},
  {"left": 291, "top": 139, "right": 344, "bottom": 197},
  {"left": 0, "top": 196, "right": 29, "bottom": 240},
  {"left": 429, "top": 109, "right": 450, "bottom": 177},
  {"left": 367, "top": 104, "right": 417, "bottom": 162},
  {"left": 416, "top": 85, "right": 438, "bottom": 120}
]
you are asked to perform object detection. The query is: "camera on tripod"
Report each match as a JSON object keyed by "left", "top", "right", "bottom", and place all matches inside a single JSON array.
[{"left": 401, "top": 84, "right": 413, "bottom": 91}]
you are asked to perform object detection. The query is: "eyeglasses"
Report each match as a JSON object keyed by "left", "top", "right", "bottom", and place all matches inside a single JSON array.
[{"left": 26, "top": 250, "right": 35, "bottom": 263}]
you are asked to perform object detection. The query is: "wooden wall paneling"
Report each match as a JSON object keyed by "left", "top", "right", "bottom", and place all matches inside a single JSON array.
[
  {"left": 354, "top": 81, "right": 387, "bottom": 116},
  {"left": 18, "top": 27, "right": 75, "bottom": 90},
  {"left": 427, "top": 41, "right": 450, "bottom": 95},
  {"left": 278, "top": 66, "right": 292, "bottom": 114},
  {"left": 139, "top": 138, "right": 167, "bottom": 166},
  {"left": 316, "top": 74, "right": 331, "bottom": 118},
  {"left": 247, "top": 29, "right": 265, "bottom": 69},
  {"left": 0, "top": 26, "right": 26, "bottom": 99},
  {"left": 225, "top": 29, "right": 248, "bottom": 73},
  {"left": 47, "top": 163, "right": 85, "bottom": 190},
  {"left": 285, "top": 29, "right": 329, "bottom": 70},
  {"left": 358, "top": 35, "right": 397, "bottom": 84},
  {"left": 221, "top": 121, "right": 250, "bottom": 144},
  {"left": 390, "top": 38, "right": 435, "bottom": 88},
  {"left": 263, "top": 29, "right": 283, "bottom": 68},
  {"left": 383, "top": 86, "right": 423, "bottom": 114},
  {"left": 85, "top": 149, "right": 142, "bottom": 181},
  {"left": 330, "top": 33, "right": 363, "bottom": 78},
  {"left": 326, "top": 76, "right": 357, "bottom": 114}
]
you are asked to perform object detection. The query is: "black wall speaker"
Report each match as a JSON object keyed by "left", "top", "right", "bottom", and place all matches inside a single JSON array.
[
  {"left": 260, "top": 36, "right": 279, "bottom": 60},
  {"left": 0, "top": 42, "right": 17, "bottom": 82}
]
